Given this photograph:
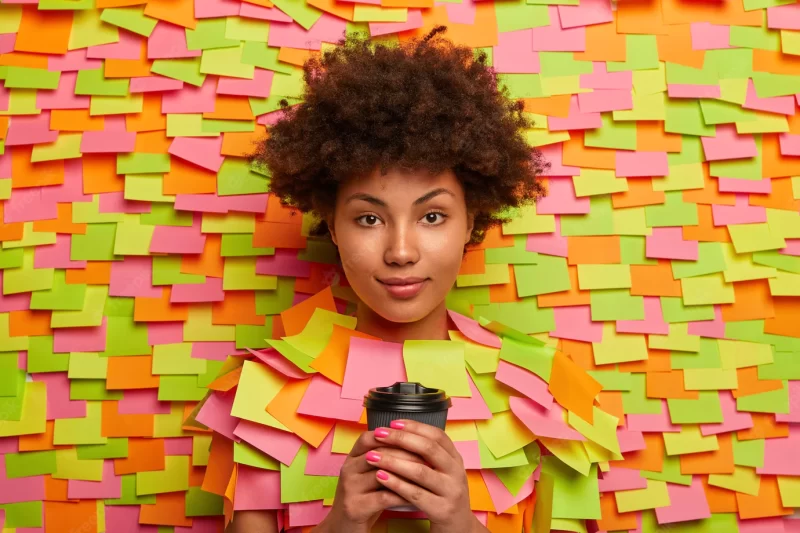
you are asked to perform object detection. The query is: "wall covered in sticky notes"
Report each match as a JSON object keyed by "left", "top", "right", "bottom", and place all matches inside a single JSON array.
[{"left": 2, "top": 0, "right": 800, "bottom": 531}]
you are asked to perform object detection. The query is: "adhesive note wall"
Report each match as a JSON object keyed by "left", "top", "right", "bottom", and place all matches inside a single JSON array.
[{"left": 1, "top": 0, "right": 800, "bottom": 531}]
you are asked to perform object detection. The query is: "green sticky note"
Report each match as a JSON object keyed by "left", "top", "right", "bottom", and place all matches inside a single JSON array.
[
  {"left": 468, "top": 366, "right": 513, "bottom": 414},
  {"left": 0, "top": 247, "right": 24, "bottom": 269},
  {"left": 546, "top": 458, "right": 601, "bottom": 520},
  {"left": 621, "top": 374, "right": 662, "bottom": 415},
  {"left": 99, "top": 6, "right": 157, "bottom": 36},
  {"left": 584, "top": 115, "right": 637, "bottom": 151},
  {"left": 114, "top": 217, "right": 155, "bottom": 256},
  {"left": 72, "top": 223, "right": 118, "bottom": 261},
  {"left": 283, "top": 308, "right": 356, "bottom": 359},
  {"left": 233, "top": 441, "right": 280, "bottom": 470},
  {"left": 103, "top": 316, "right": 151, "bottom": 356},
  {"left": 671, "top": 337, "right": 722, "bottom": 370},
  {"left": 68, "top": 352, "right": 108, "bottom": 379},
  {"left": 186, "top": 487, "right": 224, "bottom": 517},
  {"left": 561, "top": 196, "right": 615, "bottom": 236},
  {"left": 137, "top": 456, "right": 190, "bottom": 495},
  {"left": 485, "top": 235, "right": 538, "bottom": 265},
  {"left": 401, "top": 340, "right": 471, "bottom": 397},
  {"left": 186, "top": 18, "right": 239, "bottom": 50},
  {"left": 660, "top": 296, "right": 715, "bottom": 323},
  {"left": 477, "top": 431, "right": 529, "bottom": 468},
  {"left": 27, "top": 336, "right": 69, "bottom": 373},
  {"left": 0, "top": 382, "right": 47, "bottom": 437},
  {"left": 3, "top": 249, "right": 54, "bottom": 295},
  {"left": 587, "top": 370, "right": 633, "bottom": 391},
  {"left": 759, "top": 350, "right": 800, "bottom": 380},
  {"left": 75, "top": 68, "right": 129, "bottom": 96},
  {"left": 736, "top": 381, "right": 789, "bottom": 413},
  {"left": 152, "top": 343, "right": 207, "bottom": 375},
  {"left": 31, "top": 133, "right": 83, "bottom": 163},
  {"left": 733, "top": 435, "right": 765, "bottom": 468},
  {"left": 192, "top": 435, "right": 212, "bottom": 467},
  {"left": 105, "top": 475, "right": 156, "bottom": 506},
  {"left": 498, "top": 335, "right": 553, "bottom": 381},
  {"left": 494, "top": 443, "right": 540, "bottom": 495},
  {"left": 665, "top": 99, "right": 716, "bottom": 137},
  {"left": 495, "top": 2, "right": 549, "bottom": 32},
  {"left": 70, "top": 379, "right": 123, "bottom": 401},
  {"left": 641, "top": 453, "right": 692, "bottom": 486},
  {"left": 124, "top": 174, "right": 173, "bottom": 203},
  {"left": 667, "top": 390, "right": 724, "bottom": 424},
  {"left": 731, "top": 24, "right": 781, "bottom": 50},
  {"left": 4, "top": 66, "right": 60, "bottom": 90},
  {"left": 202, "top": 118, "right": 256, "bottom": 134},
  {"left": 5, "top": 450, "right": 57, "bottom": 478},
  {"left": 158, "top": 375, "right": 208, "bottom": 402},
  {"left": 235, "top": 322, "right": 272, "bottom": 350},
  {"left": 105, "top": 296, "right": 135, "bottom": 318},
  {"left": 118, "top": 153, "right": 171, "bottom": 174},
  {"left": 607, "top": 34, "right": 659, "bottom": 72},
  {"left": 591, "top": 289, "right": 645, "bottom": 321},
  {"left": 577, "top": 264, "right": 631, "bottom": 290},
  {"left": 77, "top": 438, "right": 129, "bottom": 460},
  {"left": 280, "top": 444, "right": 338, "bottom": 503},
  {"left": 498, "top": 74, "right": 545, "bottom": 99},
  {"left": 500, "top": 204, "right": 554, "bottom": 235},
  {"left": 0, "top": 502, "right": 43, "bottom": 528},
  {"left": 90, "top": 93, "right": 144, "bottom": 116},
  {"left": 266, "top": 339, "right": 315, "bottom": 374},
  {"left": 197, "top": 360, "right": 226, "bottom": 388},
  {"left": 152, "top": 58, "right": 206, "bottom": 87},
  {"left": 30, "top": 270, "right": 86, "bottom": 311},
  {"left": 650, "top": 323, "right": 700, "bottom": 352},
  {"left": 666, "top": 62, "right": 718, "bottom": 85},
  {"left": 200, "top": 44, "right": 255, "bottom": 79},
  {"left": 140, "top": 204, "right": 193, "bottom": 227},
  {"left": 456, "top": 263, "right": 511, "bottom": 287},
  {"left": 270, "top": 0, "right": 322, "bottom": 29},
  {"left": 54, "top": 401, "right": 106, "bottom": 446},
  {"left": 0, "top": 368, "right": 26, "bottom": 421},
  {"left": 514, "top": 255, "right": 571, "bottom": 296},
  {"left": 645, "top": 191, "right": 699, "bottom": 227},
  {"left": 0, "top": 353, "right": 22, "bottom": 397},
  {"left": 477, "top": 410, "right": 536, "bottom": 458},
  {"left": 221, "top": 234, "right": 274, "bottom": 257},
  {"left": 223, "top": 257, "right": 277, "bottom": 290},
  {"left": 153, "top": 256, "right": 205, "bottom": 286},
  {"left": 671, "top": 242, "right": 726, "bottom": 279}
]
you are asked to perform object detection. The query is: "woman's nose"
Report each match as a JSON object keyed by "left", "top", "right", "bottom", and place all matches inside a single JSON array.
[{"left": 383, "top": 223, "right": 420, "bottom": 266}]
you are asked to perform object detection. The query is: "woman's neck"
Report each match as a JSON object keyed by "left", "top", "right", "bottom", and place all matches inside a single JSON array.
[{"left": 354, "top": 300, "right": 450, "bottom": 343}]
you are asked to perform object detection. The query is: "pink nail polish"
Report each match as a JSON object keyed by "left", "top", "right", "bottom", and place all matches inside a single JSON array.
[
  {"left": 366, "top": 451, "right": 381, "bottom": 462},
  {"left": 390, "top": 420, "right": 405, "bottom": 430},
  {"left": 376, "top": 470, "right": 389, "bottom": 481},
  {"left": 375, "top": 428, "right": 390, "bottom": 438}
]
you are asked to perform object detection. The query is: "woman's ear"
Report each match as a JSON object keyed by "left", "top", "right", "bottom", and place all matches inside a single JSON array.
[
  {"left": 464, "top": 212, "right": 475, "bottom": 244},
  {"left": 327, "top": 216, "right": 338, "bottom": 246}
]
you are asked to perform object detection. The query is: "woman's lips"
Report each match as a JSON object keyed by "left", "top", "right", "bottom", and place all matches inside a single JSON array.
[{"left": 378, "top": 278, "right": 428, "bottom": 299}]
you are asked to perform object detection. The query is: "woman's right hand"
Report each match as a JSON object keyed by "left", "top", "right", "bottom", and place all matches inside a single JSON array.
[{"left": 314, "top": 430, "right": 424, "bottom": 533}]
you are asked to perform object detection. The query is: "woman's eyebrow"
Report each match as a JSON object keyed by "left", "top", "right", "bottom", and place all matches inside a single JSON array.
[{"left": 344, "top": 188, "right": 455, "bottom": 207}]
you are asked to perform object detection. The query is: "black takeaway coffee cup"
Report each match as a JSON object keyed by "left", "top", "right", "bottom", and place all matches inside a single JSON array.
[{"left": 363, "top": 382, "right": 452, "bottom": 431}]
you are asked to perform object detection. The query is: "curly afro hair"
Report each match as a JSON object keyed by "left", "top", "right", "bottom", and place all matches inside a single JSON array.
[{"left": 251, "top": 25, "right": 549, "bottom": 245}]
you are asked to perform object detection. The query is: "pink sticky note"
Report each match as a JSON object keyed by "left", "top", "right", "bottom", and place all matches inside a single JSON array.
[
  {"left": 767, "top": 4, "right": 800, "bottom": 30},
  {"left": 0, "top": 457, "right": 44, "bottom": 505},
  {"left": 195, "top": 391, "right": 238, "bottom": 440},
  {"left": 0, "top": 153, "right": 10, "bottom": 179},
  {"left": 552, "top": 305, "right": 603, "bottom": 342},
  {"left": 0, "top": 437, "right": 18, "bottom": 454},
  {"left": 531, "top": 7, "right": 586, "bottom": 51},
  {"left": 234, "top": 420, "right": 304, "bottom": 466},
  {"left": 718, "top": 177, "right": 772, "bottom": 194},
  {"left": 667, "top": 84, "right": 721, "bottom": 99},
  {"left": 581, "top": 62, "right": 632, "bottom": 90},
  {"left": 30, "top": 372, "right": 87, "bottom": 421},
  {"left": 0, "top": 272, "right": 32, "bottom": 312},
  {"left": 165, "top": 437, "right": 194, "bottom": 455},
  {"left": 493, "top": 29, "right": 539, "bottom": 74},
  {"left": 174, "top": 193, "right": 268, "bottom": 214},
  {"left": 68, "top": 460, "right": 121, "bottom": 499},
  {"left": 690, "top": 22, "right": 731, "bottom": 50},
  {"left": 256, "top": 249, "right": 312, "bottom": 278},
  {"left": 0, "top": 34, "right": 16, "bottom": 54},
  {"left": 687, "top": 305, "right": 726, "bottom": 339},
  {"left": 368, "top": 10, "right": 424, "bottom": 37},
  {"left": 627, "top": 400, "right": 681, "bottom": 433},
  {"left": 35, "top": 235, "right": 88, "bottom": 269},
  {"left": 169, "top": 135, "right": 225, "bottom": 172},
  {"left": 617, "top": 428, "right": 646, "bottom": 453},
  {"left": 0, "top": 86, "right": 8, "bottom": 113},
  {"left": 480, "top": 468, "right": 535, "bottom": 514},
  {"left": 305, "top": 428, "right": 347, "bottom": 476},
  {"left": 577, "top": 88, "right": 633, "bottom": 113},
  {"left": 781, "top": 239, "right": 800, "bottom": 256},
  {"left": 150, "top": 224, "right": 207, "bottom": 254},
  {"left": 217, "top": 68, "right": 274, "bottom": 98},
  {"left": 509, "top": 396, "right": 585, "bottom": 440},
  {"left": 701, "top": 124, "right": 758, "bottom": 162},
  {"left": 288, "top": 500, "right": 332, "bottom": 528},
  {"left": 240, "top": 1, "right": 294, "bottom": 21},
  {"left": 48, "top": 49, "right": 103, "bottom": 71},
  {"left": 558, "top": 0, "right": 612, "bottom": 28},
  {"left": 170, "top": 277, "right": 224, "bottom": 303},
  {"left": 248, "top": 348, "right": 308, "bottom": 379},
  {"left": 4, "top": 187, "right": 58, "bottom": 223},
  {"left": 257, "top": 109, "right": 289, "bottom": 126},
  {"left": 447, "top": 310, "right": 501, "bottom": 348},
  {"left": 118, "top": 389, "right": 172, "bottom": 415},
  {"left": 81, "top": 129, "right": 136, "bottom": 154},
  {"left": 105, "top": 506, "right": 159, "bottom": 533},
  {"left": 162, "top": 78, "right": 217, "bottom": 114},
  {"left": 297, "top": 374, "right": 364, "bottom": 422},
  {"left": 341, "top": 337, "right": 407, "bottom": 400},
  {"left": 712, "top": 194, "right": 766, "bottom": 226},
  {"left": 779, "top": 132, "right": 800, "bottom": 157},
  {"left": 526, "top": 216, "right": 568, "bottom": 257},
  {"left": 549, "top": 95, "right": 602, "bottom": 131},
  {"left": 148, "top": 321, "right": 185, "bottom": 346},
  {"left": 267, "top": 13, "right": 347, "bottom": 50},
  {"left": 655, "top": 477, "right": 711, "bottom": 524},
  {"left": 448, "top": 372, "right": 492, "bottom": 421},
  {"left": 776, "top": 381, "right": 800, "bottom": 423},
  {"left": 37, "top": 72, "right": 90, "bottom": 110},
  {"left": 744, "top": 79, "right": 795, "bottom": 115},
  {"left": 0, "top": 509, "right": 4, "bottom": 530},
  {"left": 196, "top": 0, "right": 240, "bottom": 17},
  {"left": 616, "top": 151, "right": 669, "bottom": 178},
  {"left": 41, "top": 160, "right": 90, "bottom": 204},
  {"left": 174, "top": 518, "right": 224, "bottom": 533},
  {"left": 192, "top": 342, "right": 245, "bottom": 361},
  {"left": 442, "top": 0, "right": 476, "bottom": 24},
  {"left": 99, "top": 192, "right": 151, "bottom": 214},
  {"left": 5, "top": 112, "right": 58, "bottom": 146},
  {"left": 130, "top": 76, "right": 185, "bottom": 93},
  {"left": 540, "top": 143, "right": 581, "bottom": 177},
  {"left": 646, "top": 227, "right": 699, "bottom": 261},
  {"left": 536, "top": 177, "right": 590, "bottom": 215},
  {"left": 700, "top": 391, "right": 753, "bottom": 436},
  {"left": 617, "top": 296, "right": 669, "bottom": 335},
  {"left": 148, "top": 22, "right": 201, "bottom": 59},
  {"left": 739, "top": 518, "right": 787, "bottom": 533},
  {"left": 109, "top": 257, "right": 161, "bottom": 298},
  {"left": 87, "top": 30, "right": 142, "bottom": 60},
  {"left": 53, "top": 317, "right": 107, "bottom": 353},
  {"left": 234, "top": 466, "right": 284, "bottom": 510},
  {"left": 598, "top": 467, "right": 647, "bottom": 493},
  {"left": 495, "top": 360, "right": 554, "bottom": 409},
  {"left": 453, "top": 440, "right": 482, "bottom": 469}
]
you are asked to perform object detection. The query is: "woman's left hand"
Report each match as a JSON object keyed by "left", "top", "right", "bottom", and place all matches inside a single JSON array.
[{"left": 367, "top": 419, "right": 486, "bottom": 533}]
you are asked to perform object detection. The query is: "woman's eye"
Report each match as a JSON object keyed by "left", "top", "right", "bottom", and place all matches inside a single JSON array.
[
  {"left": 423, "top": 212, "right": 446, "bottom": 224},
  {"left": 357, "top": 214, "right": 381, "bottom": 226}
]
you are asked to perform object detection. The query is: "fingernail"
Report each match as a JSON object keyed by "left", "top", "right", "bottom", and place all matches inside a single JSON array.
[
  {"left": 390, "top": 420, "right": 405, "bottom": 430},
  {"left": 366, "top": 451, "right": 381, "bottom": 463},
  {"left": 376, "top": 470, "right": 389, "bottom": 481},
  {"left": 375, "top": 428, "right": 390, "bottom": 438}
]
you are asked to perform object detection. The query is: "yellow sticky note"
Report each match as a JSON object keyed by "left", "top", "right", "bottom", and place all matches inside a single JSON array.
[
  {"left": 613, "top": 207, "right": 651, "bottom": 236},
  {"left": 502, "top": 204, "right": 555, "bottom": 235},
  {"left": 573, "top": 169, "right": 628, "bottom": 197},
  {"left": 720, "top": 242, "right": 776, "bottom": 282},
  {"left": 445, "top": 420, "right": 478, "bottom": 442},
  {"left": 53, "top": 448, "right": 104, "bottom": 481},
  {"left": 184, "top": 304, "right": 235, "bottom": 342},
  {"left": 683, "top": 368, "right": 738, "bottom": 390},
  {"left": 51, "top": 285, "right": 108, "bottom": 329},
  {"left": 475, "top": 411, "right": 535, "bottom": 458},
  {"left": 768, "top": 271, "right": 800, "bottom": 296},
  {"left": 777, "top": 476, "right": 800, "bottom": 507},
  {"left": 728, "top": 223, "right": 786, "bottom": 253},
  {"left": 284, "top": 308, "right": 357, "bottom": 359},
  {"left": 615, "top": 479, "right": 670, "bottom": 513},
  {"left": 332, "top": 422, "right": 364, "bottom": 454},
  {"left": 449, "top": 331, "right": 500, "bottom": 374},
  {"left": 767, "top": 207, "right": 800, "bottom": 239},
  {"left": 663, "top": 425, "right": 719, "bottom": 456},
  {"left": 230, "top": 360, "right": 288, "bottom": 429},
  {"left": 404, "top": 340, "right": 472, "bottom": 398},
  {"left": 680, "top": 274, "right": 735, "bottom": 306},
  {"left": 652, "top": 162, "right": 705, "bottom": 192},
  {"left": 54, "top": 401, "right": 107, "bottom": 446},
  {"left": 223, "top": 257, "right": 277, "bottom": 291},
  {"left": 456, "top": 263, "right": 510, "bottom": 287},
  {"left": 0, "top": 382, "right": 46, "bottom": 437},
  {"left": 568, "top": 407, "right": 621, "bottom": 456},
  {"left": 577, "top": 264, "right": 631, "bottom": 290},
  {"left": 708, "top": 466, "right": 761, "bottom": 496},
  {"left": 539, "top": 437, "right": 591, "bottom": 476},
  {"left": 718, "top": 339, "right": 773, "bottom": 369},
  {"left": 201, "top": 213, "right": 255, "bottom": 234},
  {"left": 137, "top": 456, "right": 190, "bottom": 495},
  {"left": 593, "top": 324, "right": 648, "bottom": 365},
  {"left": 648, "top": 322, "right": 700, "bottom": 353}
]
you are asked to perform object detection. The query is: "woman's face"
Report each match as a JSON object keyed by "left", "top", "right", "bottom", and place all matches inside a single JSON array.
[{"left": 329, "top": 167, "right": 474, "bottom": 324}]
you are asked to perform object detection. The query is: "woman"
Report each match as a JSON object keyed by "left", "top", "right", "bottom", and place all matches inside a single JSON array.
[{"left": 211, "top": 25, "right": 580, "bottom": 533}]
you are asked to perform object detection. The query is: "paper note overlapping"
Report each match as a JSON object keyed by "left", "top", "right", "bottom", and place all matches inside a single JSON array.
[{"left": 2, "top": 0, "right": 800, "bottom": 531}]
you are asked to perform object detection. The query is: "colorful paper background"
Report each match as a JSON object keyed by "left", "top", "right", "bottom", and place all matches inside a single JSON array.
[{"left": 2, "top": 0, "right": 800, "bottom": 531}]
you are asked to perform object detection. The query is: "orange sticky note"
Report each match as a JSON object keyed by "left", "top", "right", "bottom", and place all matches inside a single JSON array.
[
  {"left": 280, "top": 286, "right": 337, "bottom": 337},
  {"left": 114, "top": 438, "right": 165, "bottom": 475},
  {"left": 106, "top": 356, "right": 160, "bottom": 390},
  {"left": 134, "top": 288, "right": 189, "bottom": 323},
  {"left": 44, "top": 500, "right": 98, "bottom": 533},
  {"left": 139, "top": 492, "right": 194, "bottom": 527},
  {"left": 15, "top": 7, "right": 72, "bottom": 55},
  {"left": 309, "top": 325, "right": 380, "bottom": 385},
  {"left": 548, "top": 351, "right": 603, "bottom": 424},
  {"left": 101, "top": 401, "right": 154, "bottom": 438},
  {"left": 736, "top": 476, "right": 793, "bottom": 519},
  {"left": 266, "top": 378, "right": 333, "bottom": 448}
]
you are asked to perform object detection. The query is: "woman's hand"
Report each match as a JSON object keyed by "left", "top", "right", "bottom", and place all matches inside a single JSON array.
[
  {"left": 366, "top": 420, "right": 485, "bottom": 533},
  {"left": 313, "top": 429, "right": 424, "bottom": 533}
]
